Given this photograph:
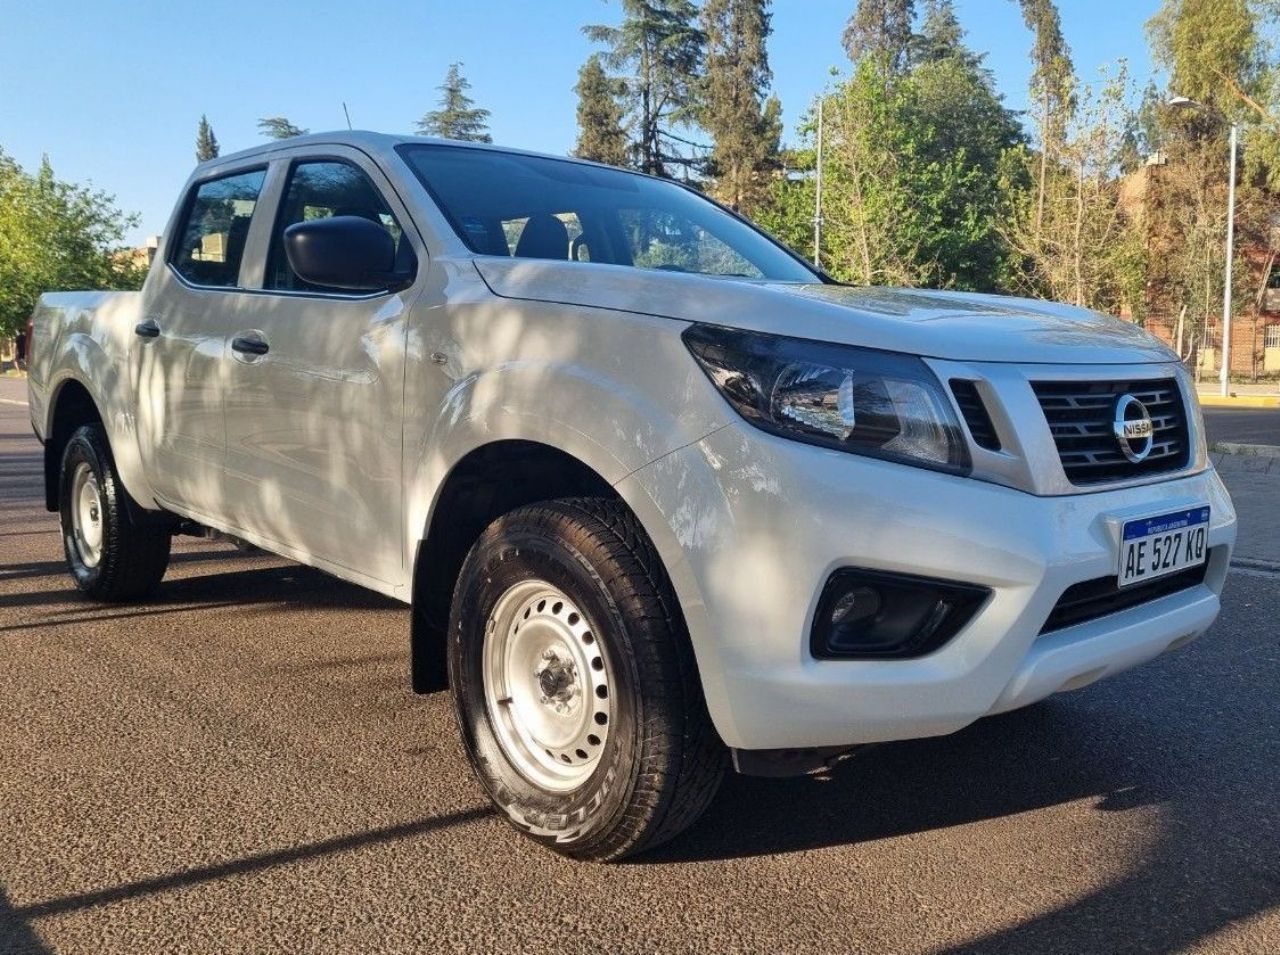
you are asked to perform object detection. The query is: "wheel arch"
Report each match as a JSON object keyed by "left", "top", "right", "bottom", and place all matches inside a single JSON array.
[
  {"left": 409, "top": 439, "right": 622, "bottom": 692},
  {"left": 43, "top": 378, "right": 104, "bottom": 512}
]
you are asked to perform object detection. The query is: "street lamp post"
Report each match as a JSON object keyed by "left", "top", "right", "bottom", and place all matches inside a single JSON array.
[
  {"left": 1221, "top": 121, "right": 1238, "bottom": 397},
  {"left": 1168, "top": 95, "right": 1239, "bottom": 397}
]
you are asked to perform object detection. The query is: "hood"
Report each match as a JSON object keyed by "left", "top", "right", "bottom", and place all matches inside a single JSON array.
[{"left": 474, "top": 259, "right": 1177, "bottom": 365}]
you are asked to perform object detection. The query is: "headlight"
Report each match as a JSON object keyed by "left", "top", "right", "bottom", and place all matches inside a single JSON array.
[{"left": 683, "top": 324, "right": 970, "bottom": 474}]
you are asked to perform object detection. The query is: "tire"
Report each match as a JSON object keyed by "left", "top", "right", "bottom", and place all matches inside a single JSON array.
[
  {"left": 59, "top": 423, "right": 172, "bottom": 601},
  {"left": 448, "top": 498, "right": 725, "bottom": 861}
]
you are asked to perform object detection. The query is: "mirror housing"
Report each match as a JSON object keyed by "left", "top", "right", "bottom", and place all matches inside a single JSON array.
[{"left": 283, "top": 216, "right": 411, "bottom": 292}]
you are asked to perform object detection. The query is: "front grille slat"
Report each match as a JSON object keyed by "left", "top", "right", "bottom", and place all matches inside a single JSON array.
[
  {"left": 1040, "top": 557, "right": 1212, "bottom": 635},
  {"left": 949, "top": 379, "right": 1001, "bottom": 451},
  {"left": 1032, "top": 378, "right": 1191, "bottom": 485}
]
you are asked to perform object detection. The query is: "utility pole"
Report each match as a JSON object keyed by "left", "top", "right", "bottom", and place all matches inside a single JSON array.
[
  {"left": 814, "top": 98, "right": 824, "bottom": 269},
  {"left": 1220, "top": 122, "right": 1238, "bottom": 397}
]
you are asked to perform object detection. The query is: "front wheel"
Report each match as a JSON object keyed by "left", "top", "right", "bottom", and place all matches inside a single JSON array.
[
  {"left": 449, "top": 498, "right": 724, "bottom": 861},
  {"left": 59, "top": 423, "right": 172, "bottom": 601}
]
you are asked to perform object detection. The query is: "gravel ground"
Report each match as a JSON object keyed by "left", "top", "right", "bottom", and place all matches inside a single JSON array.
[{"left": 1, "top": 379, "right": 1278, "bottom": 954}]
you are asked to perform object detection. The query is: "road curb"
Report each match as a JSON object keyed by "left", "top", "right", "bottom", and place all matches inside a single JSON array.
[
  {"left": 1198, "top": 394, "right": 1280, "bottom": 408},
  {"left": 1231, "top": 556, "right": 1280, "bottom": 577},
  {"left": 1211, "top": 441, "right": 1280, "bottom": 458}
]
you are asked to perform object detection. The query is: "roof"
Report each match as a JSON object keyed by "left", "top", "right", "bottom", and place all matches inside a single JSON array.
[{"left": 196, "top": 130, "right": 608, "bottom": 174}]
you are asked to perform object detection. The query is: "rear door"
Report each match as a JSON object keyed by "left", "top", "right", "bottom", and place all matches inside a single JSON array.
[
  {"left": 133, "top": 166, "right": 268, "bottom": 518},
  {"left": 222, "top": 147, "right": 422, "bottom": 587}
]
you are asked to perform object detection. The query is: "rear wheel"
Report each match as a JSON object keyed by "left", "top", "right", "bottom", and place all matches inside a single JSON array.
[
  {"left": 448, "top": 498, "right": 724, "bottom": 861},
  {"left": 59, "top": 423, "right": 171, "bottom": 601}
]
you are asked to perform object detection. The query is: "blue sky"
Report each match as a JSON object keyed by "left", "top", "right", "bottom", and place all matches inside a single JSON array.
[{"left": 0, "top": 0, "right": 1161, "bottom": 245}]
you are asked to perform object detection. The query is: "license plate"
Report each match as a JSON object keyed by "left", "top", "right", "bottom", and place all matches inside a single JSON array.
[{"left": 1119, "top": 507, "right": 1210, "bottom": 588}]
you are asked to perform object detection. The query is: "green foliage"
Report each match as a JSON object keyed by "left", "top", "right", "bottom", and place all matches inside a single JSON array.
[
  {"left": 417, "top": 63, "right": 492, "bottom": 143},
  {"left": 258, "top": 117, "right": 308, "bottom": 140},
  {"left": 1143, "top": 0, "right": 1280, "bottom": 346},
  {"left": 812, "top": 36, "right": 1023, "bottom": 289},
  {"left": 195, "top": 115, "right": 219, "bottom": 162},
  {"left": 1014, "top": 0, "right": 1076, "bottom": 143},
  {"left": 1000, "top": 65, "right": 1146, "bottom": 312},
  {"left": 843, "top": 0, "right": 916, "bottom": 73},
  {"left": 913, "top": 0, "right": 969, "bottom": 66},
  {"left": 574, "top": 56, "right": 629, "bottom": 166},
  {"left": 0, "top": 150, "right": 145, "bottom": 336},
  {"left": 584, "top": 0, "right": 706, "bottom": 176},
  {"left": 1148, "top": 0, "right": 1262, "bottom": 114},
  {"left": 700, "top": 0, "right": 779, "bottom": 212}
]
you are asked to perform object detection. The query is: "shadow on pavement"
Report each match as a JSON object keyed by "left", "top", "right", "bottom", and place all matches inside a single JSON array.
[
  {"left": 643, "top": 582, "right": 1280, "bottom": 951},
  {"left": 1, "top": 807, "right": 491, "bottom": 944},
  {"left": 0, "top": 559, "right": 403, "bottom": 621}
]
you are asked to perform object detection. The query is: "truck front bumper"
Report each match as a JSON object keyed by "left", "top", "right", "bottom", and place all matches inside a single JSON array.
[{"left": 618, "top": 422, "right": 1237, "bottom": 752}]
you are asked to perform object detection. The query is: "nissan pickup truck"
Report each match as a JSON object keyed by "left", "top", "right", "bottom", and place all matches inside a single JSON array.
[{"left": 27, "top": 132, "right": 1237, "bottom": 860}]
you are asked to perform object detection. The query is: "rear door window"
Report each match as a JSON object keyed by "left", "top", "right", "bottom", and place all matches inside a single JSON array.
[{"left": 170, "top": 169, "right": 266, "bottom": 288}]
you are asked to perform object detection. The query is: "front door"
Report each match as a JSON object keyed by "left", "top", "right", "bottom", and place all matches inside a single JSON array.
[{"left": 222, "top": 150, "right": 420, "bottom": 587}]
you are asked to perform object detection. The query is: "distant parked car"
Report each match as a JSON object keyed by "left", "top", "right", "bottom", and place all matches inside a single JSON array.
[{"left": 26, "top": 133, "right": 1236, "bottom": 860}]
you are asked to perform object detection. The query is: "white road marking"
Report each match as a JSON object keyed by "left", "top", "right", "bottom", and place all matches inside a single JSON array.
[{"left": 0, "top": 398, "right": 29, "bottom": 407}]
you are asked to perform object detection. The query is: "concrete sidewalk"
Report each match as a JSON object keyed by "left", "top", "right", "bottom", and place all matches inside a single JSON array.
[{"left": 1197, "top": 382, "right": 1280, "bottom": 408}]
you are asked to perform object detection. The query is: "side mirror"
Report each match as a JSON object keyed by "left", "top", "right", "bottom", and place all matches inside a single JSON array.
[{"left": 283, "top": 216, "right": 410, "bottom": 292}]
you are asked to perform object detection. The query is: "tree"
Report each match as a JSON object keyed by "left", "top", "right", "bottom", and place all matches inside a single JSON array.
[
  {"left": 1148, "top": 0, "right": 1262, "bottom": 114},
  {"left": 258, "top": 116, "right": 308, "bottom": 140},
  {"left": 1142, "top": 0, "right": 1279, "bottom": 371},
  {"left": 701, "top": 0, "right": 780, "bottom": 212},
  {"left": 912, "top": 0, "right": 971, "bottom": 66},
  {"left": 584, "top": 0, "right": 706, "bottom": 177},
  {"left": 999, "top": 65, "right": 1146, "bottom": 313},
  {"left": 1117, "top": 81, "right": 1165, "bottom": 174},
  {"left": 842, "top": 0, "right": 915, "bottom": 74},
  {"left": 1013, "top": 0, "right": 1076, "bottom": 238},
  {"left": 574, "top": 55, "right": 630, "bottom": 166},
  {"left": 416, "top": 62, "right": 492, "bottom": 142},
  {"left": 0, "top": 150, "right": 145, "bottom": 337},
  {"left": 814, "top": 28, "right": 1024, "bottom": 290},
  {"left": 195, "top": 115, "right": 219, "bottom": 162}
]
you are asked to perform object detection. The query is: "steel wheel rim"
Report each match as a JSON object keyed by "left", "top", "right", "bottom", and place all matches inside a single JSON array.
[
  {"left": 70, "top": 461, "right": 104, "bottom": 569},
  {"left": 482, "top": 579, "right": 612, "bottom": 792}
]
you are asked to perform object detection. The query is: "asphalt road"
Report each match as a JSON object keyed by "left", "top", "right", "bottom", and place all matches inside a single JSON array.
[
  {"left": 1, "top": 378, "right": 1278, "bottom": 954},
  {"left": 1203, "top": 407, "right": 1280, "bottom": 446}
]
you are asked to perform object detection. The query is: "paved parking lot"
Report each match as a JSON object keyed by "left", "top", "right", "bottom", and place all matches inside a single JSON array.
[
  {"left": 1203, "top": 406, "right": 1280, "bottom": 446},
  {"left": 2, "top": 377, "right": 1278, "bottom": 954}
]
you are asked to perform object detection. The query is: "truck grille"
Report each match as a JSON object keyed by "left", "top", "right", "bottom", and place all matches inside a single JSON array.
[
  {"left": 1039, "top": 558, "right": 1211, "bottom": 635},
  {"left": 1031, "top": 379, "right": 1190, "bottom": 485}
]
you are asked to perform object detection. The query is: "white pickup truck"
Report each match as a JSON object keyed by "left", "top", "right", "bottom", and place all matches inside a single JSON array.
[{"left": 27, "top": 132, "right": 1236, "bottom": 860}]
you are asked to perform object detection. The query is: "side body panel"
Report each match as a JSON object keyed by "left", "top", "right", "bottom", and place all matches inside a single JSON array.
[
  {"left": 29, "top": 291, "right": 157, "bottom": 508},
  {"left": 399, "top": 258, "right": 728, "bottom": 594}
]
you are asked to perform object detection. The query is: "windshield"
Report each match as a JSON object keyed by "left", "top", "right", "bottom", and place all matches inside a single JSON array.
[{"left": 397, "top": 144, "right": 819, "bottom": 283}]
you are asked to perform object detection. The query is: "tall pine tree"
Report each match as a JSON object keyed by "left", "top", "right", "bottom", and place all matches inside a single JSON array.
[
  {"left": 913, "top": 0, "right": 970, "bottom": 65},
  {"left": 195, "top": 115, "right": 219, "bottom": 162},
  {"left": 416, "top": 63, "right": 493, "bottom": 143},
  {"left": 701, "top": 0, "right": 779, "bottom": 212},
  {"left": 574, "top": 55, "right": 630, "bottom": 166},
  {"left": 584, "top": 0, "right": 706, "bottom": 177},
  {"left": 843, "top": 0, "right": 916, "bottom": 74},
  {"left": 1013, "top": 0, "right": 1076, "bottom": 237}
]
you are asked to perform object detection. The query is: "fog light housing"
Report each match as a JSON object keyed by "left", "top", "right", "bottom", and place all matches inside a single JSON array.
[{"left": 811, "top": 569, "right": 990, "bottom": 660}]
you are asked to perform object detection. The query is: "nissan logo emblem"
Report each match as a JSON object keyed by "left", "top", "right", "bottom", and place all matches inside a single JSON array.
[{"left": 1112, "top": 394, "right": 1155, "bottom": 463}]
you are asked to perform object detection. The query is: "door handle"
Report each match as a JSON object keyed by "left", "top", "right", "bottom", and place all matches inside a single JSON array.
[
  {"left": 231, "top": 336, "right": 270, "bottom": 357},
  {"left": 134, "top": 319, "right": 161, "bottom": 339}
]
